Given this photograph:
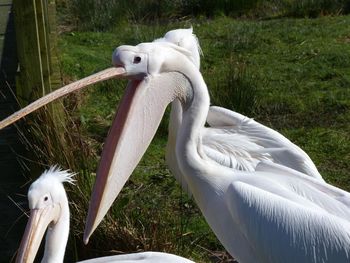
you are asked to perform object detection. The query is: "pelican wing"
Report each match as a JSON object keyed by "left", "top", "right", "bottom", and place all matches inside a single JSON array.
[
  {"left": 255, "top": 162, "right": 350, "bottom": 215},
  {"left": 225, "top": 167, "right": 350, "bottom": 263},
  {"left": 206, "top": 106, "right": 323, "bottom": 180}
]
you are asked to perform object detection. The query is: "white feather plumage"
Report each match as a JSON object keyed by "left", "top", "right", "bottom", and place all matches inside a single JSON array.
[{"left": 39, "top": 165, "right": 76, "bottom": 185}]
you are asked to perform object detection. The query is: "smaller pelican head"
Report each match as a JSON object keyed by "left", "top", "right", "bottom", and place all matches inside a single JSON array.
[{"left": 16, "top": 166, "right": 75, "bottom": 263}]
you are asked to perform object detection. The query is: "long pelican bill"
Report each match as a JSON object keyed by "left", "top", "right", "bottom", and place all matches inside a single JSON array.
[
  {"left": 0, "top": 67, "right": 126, "bottom": 130},
  {"left": 16, "top": 205, "right": 60, "bottom": 263},
  {"left": 83, "top": 72, "right": 184, "bottom": 243}
]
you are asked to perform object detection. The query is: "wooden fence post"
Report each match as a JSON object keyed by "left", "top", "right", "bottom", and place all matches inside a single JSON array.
[
  {"left": 13, "top": 0, "right": 62, "bottom": 103},
  {"left": 12, "top": 0, "right": 67, "bottom": 171}
]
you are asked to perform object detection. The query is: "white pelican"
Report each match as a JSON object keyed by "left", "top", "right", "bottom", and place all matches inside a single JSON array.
[
  {"left": 16, "top": 166, "right": 195, "bottom": 263},
  {"left": 79, "top": 41, "right": 350, "bottom": 262}
]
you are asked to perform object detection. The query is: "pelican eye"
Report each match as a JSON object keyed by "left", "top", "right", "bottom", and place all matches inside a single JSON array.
[
  {"left": 133, "top": 56, "right": 141, "bottom": 64},
  {"left": 44, "top": 196, "right": 48, "bottom": 201}
]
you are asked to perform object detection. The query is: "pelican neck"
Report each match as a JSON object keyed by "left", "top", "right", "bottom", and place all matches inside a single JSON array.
[{"left": 174, "top": 60, "right": 210, "bottom": 173}]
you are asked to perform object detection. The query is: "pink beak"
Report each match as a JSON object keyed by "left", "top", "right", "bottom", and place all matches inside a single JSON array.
[
  {"left": 83, "top": 72, "right": 182, "bottom": 243},
  {"left": 16, "top": 205, "right": 60, "bottom": 263},
  {"left": 0, "top": 67, "right": 126, "bottom": 130}
]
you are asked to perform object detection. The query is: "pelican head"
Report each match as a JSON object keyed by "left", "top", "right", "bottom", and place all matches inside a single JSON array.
[
  {"left": 16, "top": 166, "right": 74, "bottom": 263},
  {"left": 111, "top": 42, "right": 194, "bottom": 79}
]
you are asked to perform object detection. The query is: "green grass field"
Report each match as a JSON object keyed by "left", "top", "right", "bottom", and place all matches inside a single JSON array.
[{"left": 56, "top": 15, "right": 350, "bottom": 262}]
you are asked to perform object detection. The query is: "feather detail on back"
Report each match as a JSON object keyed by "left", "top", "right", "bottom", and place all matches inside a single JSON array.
[
  {"left": 207, "top": 106, "right": 323, "bottom": 180},
  {"left": 203, "top": 130, "right": 271, "bottom": 171},
  {"left": 256, "top": 162, "right": 350, "bottom": 216}
]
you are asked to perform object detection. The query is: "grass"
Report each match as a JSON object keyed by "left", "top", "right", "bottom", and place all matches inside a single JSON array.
[
  {"left": 51, "top": 14, "right": 350, "bottom": 262},
  {"left": 57, "top": 0, "right": 350, "bottom": 31}
]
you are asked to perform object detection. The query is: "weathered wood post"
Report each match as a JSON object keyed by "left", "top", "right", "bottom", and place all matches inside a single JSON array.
[{"left": 14, "top": 0, "right": 62, "bottom": 103}]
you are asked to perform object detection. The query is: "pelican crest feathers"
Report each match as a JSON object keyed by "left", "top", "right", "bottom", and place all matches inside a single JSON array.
[{"left": 39, "top": 165, "right": 76, "bottom": 185}]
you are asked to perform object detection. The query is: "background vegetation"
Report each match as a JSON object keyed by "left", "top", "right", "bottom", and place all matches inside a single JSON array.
[
  {"left": 22, "top": 1, "right": 350, "bottom": 262},
  {"left": 57, "top": 0, "right": 350, "bottom": 31}
]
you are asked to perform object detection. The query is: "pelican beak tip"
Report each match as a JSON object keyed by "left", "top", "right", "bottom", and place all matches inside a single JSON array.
[
  {"left": 83, "top": 236, "right": 89, "bottom": 245},
  {"left": 83, "top": 227, "right": 92, "bottom": 245}
]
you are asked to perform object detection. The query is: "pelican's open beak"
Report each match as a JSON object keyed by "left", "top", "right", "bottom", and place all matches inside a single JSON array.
[
  {"left": 16, "top": 205, "right": 60, "bottom": 263},
  {"left": 83, "top": 72, "right": 183, "bottom": 243},
  {"left": 0, "top": 67, "right": 126, "bottom": 130}
]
